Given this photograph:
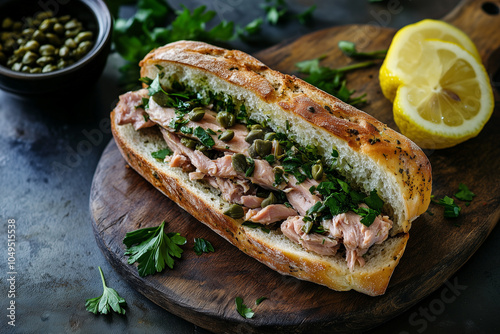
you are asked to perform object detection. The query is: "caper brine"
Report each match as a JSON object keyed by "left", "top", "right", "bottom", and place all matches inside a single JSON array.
[{"left": 0, "top": 11, "right": 95, "bottom": 73}]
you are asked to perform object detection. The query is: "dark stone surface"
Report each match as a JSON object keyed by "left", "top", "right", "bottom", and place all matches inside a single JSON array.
[{"left": 1, "top": 1, "right": 498, "bottom": 333}]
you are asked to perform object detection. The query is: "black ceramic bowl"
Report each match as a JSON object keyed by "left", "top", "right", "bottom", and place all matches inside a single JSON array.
[{"left": 0, "top": 0, "right": 112, "bottom": 95}]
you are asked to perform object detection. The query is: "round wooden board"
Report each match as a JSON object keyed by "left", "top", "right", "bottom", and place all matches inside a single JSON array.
[{"left": 90, "top": 4, "right": 500, "bottom": 332}]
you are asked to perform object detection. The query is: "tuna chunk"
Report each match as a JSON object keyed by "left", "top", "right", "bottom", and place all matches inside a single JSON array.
[
  {"left": 323, "top": 207, "right": 393, "bottom": 271},
  {"left": 169, "top": 152, "right": 194, "bottom": 172},
  {"left": 285, "top": 175, "right": 321, "bottom": 216},
  {"left": 205, "top": 177, "right": 253, "bottom": 204},
  {"left": 245, "top": 204, "right": 298, "bottom": 225},
  {"left": 240, "top": 195, "right": 264, "bottom": 208},
  {"left": 281, "top": 216, "right": 339, "bottom": 256},
  {"left": 115, "top": 89, "right": 155, "bottom": 130}
]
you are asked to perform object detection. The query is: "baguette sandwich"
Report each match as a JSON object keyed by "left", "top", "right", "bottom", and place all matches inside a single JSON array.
[{"left": 111, "top": 41, "right": 432, "bottom": 296}]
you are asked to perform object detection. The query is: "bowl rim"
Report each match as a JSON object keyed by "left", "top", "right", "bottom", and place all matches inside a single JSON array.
[{"left": 0, "top": 0, "right": 112, "bottom": 81}]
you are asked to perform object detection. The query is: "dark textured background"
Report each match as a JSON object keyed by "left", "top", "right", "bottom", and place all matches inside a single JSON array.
[{"left": 1, "top": 0, "right": 499, "bottom": 333}]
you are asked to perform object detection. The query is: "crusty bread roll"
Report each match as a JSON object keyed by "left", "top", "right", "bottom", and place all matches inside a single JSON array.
[{"left": 111, "top": 41, "right": 432, "bottom": 296}]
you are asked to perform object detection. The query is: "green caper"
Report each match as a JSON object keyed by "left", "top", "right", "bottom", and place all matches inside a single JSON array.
[
  {"left": 253, "top": 139, "right": 272, "bottom": 157},
  {"left": 223, "top": 204, "right": 244, "bottom": 219},
  {"left": 11, "top": 62, "right": 22, "bottom": 71},
  {"left": 231, "top": 153, "right": 248, "bottom": 173},
  {"left": 21, "top": 65, "right": 31, "bottom": 73},
  {"left": 30, "top": 67, "right": 42, "bottom": 74},
  {"left": 39, "top": 19, "right": 53, "bottom": 32},
  {"left": 58, "top": 15, "right": 71, "bottom": 24},
  {"left": 22, "top": 28, "right": 35, "bottom": 37},
  {"left": 53, "top": 23, "right": 64, "bottom": 35},
  {"left": 59, "top": 46, "right": 70, "bottom": 58},
  {"left": 42, "top": 64, "right": 58, "bottom": 72},
  {"left": 7, "top": 55, "right": 20, "bottom": 67},
  {"left": 32, "top": 30, "right": 46, "bottom": 43},
  {"left": 152, "top": 92, "right": 169, "bottom": 107},
  {"left": 2, "top": 18, "right": 13, "bottom": 29},
  {"left": 22, "top": 51, "right": 38, "bottom": 65},
  {"left": 301, "top": 221, "right": 313, "bottom": 234},
  {"left": 245, "top": 129, "right": 264, "bottom": 144},
  {"left": 250, "top": 124, "right": 263, "bottom": 130},
  {"left": 188, "top": 107, "right": 205, "bottom": 122},
  {"left": 74, "top": 41, "right": 92, "bottom": 59},
  {"left": 195, "top": 144, "right": 211, "bottom": 157},
  {"left": 39, "top": 44, "right": 56, "bottom": 56},
  {"left": 45, "top": 33, "right": 61, "bottom": 46},
  {"left": 74, "top": 31, "right": 93, "bottom": 44},
  {"left": 64, "top": 19, "right": 80, "bottom": 30},
  {"left": 24, "top": 40, "right": 40, "bottom": 52},
  {"left": 180, "top": 137, "right": 197, "bottom": 150},
  {"left": 264, "top": 132, "right": 276, "bottom": 141},
  {"left": 216, "top": 111, "right": 235, "bottom": 128},
  {"left": 57, "top": 59, "right": 72, "bottom": 69},
  {"left": 311, "top": 163, "right": 324, "bottom": 181},
  {"left": 65, "top": 29, "right": 80, "bottom": 38},
  {"left": 261, "top": 192, "right": 277, "bottom": 208},
  {"left": 36, "top": 56, "right": 54, "bottom": 67},
  {"left": 64, "top": 38, "right": 77, "bottom": 49},
  {"left": 219, "top": 130, "right": 234, "bottom": 142},
  {"left": 36, "top": 11, "right": 53, "bottom": 21}
]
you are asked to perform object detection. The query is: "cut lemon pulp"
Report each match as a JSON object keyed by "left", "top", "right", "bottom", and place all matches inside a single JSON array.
[{"left": 392, "top": 40, "right": 493, "bottom": 149}]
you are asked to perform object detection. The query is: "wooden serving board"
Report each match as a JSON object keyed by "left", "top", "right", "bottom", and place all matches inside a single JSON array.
[{"left": 90, "top": 1, "right": 500, "bottom": 333}]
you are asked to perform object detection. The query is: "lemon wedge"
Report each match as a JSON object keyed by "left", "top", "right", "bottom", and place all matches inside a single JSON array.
[
  {"left": 380, "top": 19, "right": 481, "bottom": 102},
  {"left": 392, "top": 39, "right": 493, "bottom": 149}
]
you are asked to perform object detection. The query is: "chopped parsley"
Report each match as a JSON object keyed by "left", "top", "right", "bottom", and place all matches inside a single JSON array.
[
  {"left": 193, "top": 238, "right": 215, "bottom": 255},
  {"left": 432, "top": 196, "right": 461, "bottom": 218},
  {"left": 151, "top": 148, "right": 173, "bottom": 161},
  {"left": 194, "top": 126, "right": 215, "bottom": 148},
  {"left": 454, "top": 183, "right": 476, "bottom": 202},
  {"left": 235, "top": 297, "right": 254, "bottom": 319},
  {"left": 255, "top": 296, "right": 267, "bottom": 305}
]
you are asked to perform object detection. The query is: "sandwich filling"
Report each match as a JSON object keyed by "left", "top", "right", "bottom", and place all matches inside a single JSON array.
[{"left": 115, "top": 75, "right": 393, "bottom": 271}]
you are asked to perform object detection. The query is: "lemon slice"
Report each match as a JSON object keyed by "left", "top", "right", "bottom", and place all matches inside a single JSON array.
[
  {"left": 380, "top": 19, "right": 481, "bottom": 102},
  {"left": 393, "top": 39, "right": 493, "bottom": 149}
]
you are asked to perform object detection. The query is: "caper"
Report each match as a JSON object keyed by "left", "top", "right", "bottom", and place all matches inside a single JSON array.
[
  {"left": 36, "top": 11, "right": 53, "bottom": 21},
  {"left": 45, "top": 33, "right": 61, "bottom": 46},
  {"left": 264, "top": 132, "right": 276, "bottom": 141},
  {"left": 30, "top": 67, "right": 42, "bottom": 74},
  {"left": 39, "top": 19, "right": 54, "bottom": 32},
  {"left": 32, "top": 30, "right": 46, "bottom": 43},
  {"left": 223, "top": 204, "right": 244, "bottom": 219},
  {"left": 64, "top": 38, "right": 77, "bottom": 49},
  {"left": 11, "top": 62, "right": 22, "bottom": 71},
  {"left": 195, "top": 144, "right": 211, "bottom": 157},
  {"left": 180, "top": 137, "right": 197, "bottom": 150},
  {"left": 53, "top": 23, "right": 64, "bottom": 35},
  {"left": 24, "top": 40, "right": 40, "bottom": 52},
  {"left": 219, "top": 130, "right": 234, "bottom": 142},
  {"left": 253, "top": 139, "right": 272, "bottom": 157},
  {"left": 21, "top": 65, "right": 31, "bottom": 73},
  {"left": 261, "top": 192, "right": 277, "bottom": 208},
  {"left": 250, "top": 124, "right": 263, "bottom": 130},
  {"left": 152, "top": 92, "right": 169, "bottom": 107},
  {"left": 22, "top": 51, "right": 38, "bottom": 65},
  {"left": 39, "top": 44, "right": 56, "bottom": 56},
  {"left": 7, "top": 55, "right": 20, "bottom": 67},
  {"left": 58, "top": 15, "right": 71, "bottom": 24},
  {"left": 22, "top": 28, "right": 35, "bottom": 37},
  {"left": 245, "top": 129, "right": 264, "bottom": 144},
  {"left": 42, "top": 64, "right": 57, "bottom": 72},
  {"left": 311, "top": 163, "right": 324, "bottom": 181},
  {"left": 36, "top": 56, "right": 54, "bottom": 67},
  {"left": 57, "top": 59, "right": 72, "bottom": 69},
  {"left": 65, "top": 29, "right": 80, "bottom": 38},
  {"left": 2, "top": 18, "right": 13, "bottom": 29},
  {"left": 59, "top": 46, "right": 70, "bottom": 58},
  {"left": 64, "top": 19, "right": 80, "bottom": 30},
  {"left": 188, "top": 107, "right": 205, "bottom": 122},
  {"left": 216, "top": 111, "right": 235, "bottom": 128},
  {"left": 301, "top": 221, "right": 313, "bottom": 234},
  {"left": 231, "top": 153, "right": 248, "bottom": 173},
  {"left": 74, "top": 31, "right": 93, "bottom": 44},
  {"left": 74, "top": 41, "right": 92, "bottom": 59}
]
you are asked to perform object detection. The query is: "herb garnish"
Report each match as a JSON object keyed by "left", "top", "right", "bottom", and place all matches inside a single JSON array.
[
  {"left": 85, "top": 267, "right": 126, "bottom": 315},
  {"left": 432, "top": 196, "right": 461, "bottom": 218},
  {"left": 194, "top": 126, "right": 215, "bottom": 148},
  {"left": 338, "top": 41, "right": 387, "bottom": 59},
  {"left": 151, "top": 148, "right": 173, "bottom": 161},
  {"left": 123, "top": 221, "right": 187, "bottom": 277},
  {"left": 235, "top": 297, "right": 255, "bottom": 319},
  {"left": 193, "top": 238, "right": 215, "bottom": 255},
  {"left": 242, "top": 221, "right": 271, "bottom": 233},
  {"left": 454, "top": 183, "right": 476, "bottom": 203},
  {"left": 255, "top": 296, "right": 267, "bottom": 305}
]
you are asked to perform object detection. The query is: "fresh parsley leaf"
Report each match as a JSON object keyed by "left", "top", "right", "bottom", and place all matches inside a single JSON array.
[
  {"left": 235, "top": 297, "right": 254, "bottom": 319},
  {"left": 241, "top": 18, "right": 263, "bottom": 35},
  {"left": 123, "top": 221, "right": 187, "bottom": 277},
  {"left": 242, "top": 221, "right": 270, "bottom": 233},
  {"left": 353, "top": 206, "right": 378, "bottom": 227},
  {"left": 338, "top": 40, "right": 387, "bottom": 59},
  {"left": 264, "top": 154, "right": 275, "bottom": 164},
  {"left": 193, "top": 238, "right": 215, "bottom": 255},
  {"left": 85, "top": 267, "right": 126, "bottom": 315},
  {"left": 439, "top": 196, "right": 461, "bottom": 218},
  {"left": 454, "top": 183, "right": 476, "bottom": 202},
  {"left": 364, "top": 190, "right": 384, "bottom": 211},
  {"left": 151, "top": 148, "right": 173, "bottom": 161},
  {"left": 193, "top": 126, "right": 215, "bottom": 148},
  {"left": 296, "top": 5, "right": 316, "bottom": 25},
  {"left": 255, "top": 296, "right": 267, "bottom": 305}
]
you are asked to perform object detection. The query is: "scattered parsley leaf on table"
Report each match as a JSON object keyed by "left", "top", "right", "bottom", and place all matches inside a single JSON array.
[
  {"left": 193, "top": 238, "right": 215, "bottom": 255},
  {"left": 255, "top": 296, "right": 267, "bottom": 305},
  {"left": 338, "top": 40, "right": 387, "bottom": 59},
  {"left": 85, "top": 267, "right": 127, "bottom": 315},
  {"left": 235, "top": 297, "right": 255, "bottom": 319},
  {"left": 454, "top": 183, "right": 476, "bottom": 202},
  {"left": 432, "top": 196, "right": 461, "bottom": 218},
  {"left": 123, "top": 221, "right": 187, "bottom": 277}
]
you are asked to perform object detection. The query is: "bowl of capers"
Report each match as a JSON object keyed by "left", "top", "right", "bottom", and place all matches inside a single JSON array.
[{"left": 0, "top": 0, "right": 112, "bottom": 95}]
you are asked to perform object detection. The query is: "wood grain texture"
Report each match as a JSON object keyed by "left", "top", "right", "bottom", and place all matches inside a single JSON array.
[{"left": 90, "top": 0, "right": 500, "bottom": 332}]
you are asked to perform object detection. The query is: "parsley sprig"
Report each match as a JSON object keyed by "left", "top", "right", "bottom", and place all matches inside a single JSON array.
[
  {"left": 193, "top": 238, "right": 215, "bottom": 255},
  {"left": 85, "top": 267, "right": 127, "bottom": 315},
  {"left": 123, "top": 221, "right": 187, "bottom": 277},
  {"left": 235, "top": 297, "right": 255, "bottom": 319},
  {"left": 431, "top": 183, "right": 476, "bottom": 219}
]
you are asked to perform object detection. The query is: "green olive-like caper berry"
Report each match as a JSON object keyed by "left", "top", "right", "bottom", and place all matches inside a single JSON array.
[
  {"left": 53, "top": 23, "right": 64, "bottom": 35},
  {"left": 36, "top": 56, "right": 54, "bottom": 67},
  {"left": 74, "top": 40, "right": 92, "bottom": 59},
  {"left": 64, "top": 19, "right": 80, "bottom": 30},
  {"left": 45, "top": 33, "right": 61, "bottom": 46},
  {"left": 180, "top": 137, "right": 197, "bottom": 150},
  {"left": 231, "top": 153, "right": 248, "bottom": 173},
  {"left": 65, "top": 29, "right": 80, "bottom": 38},
  {"left": 64, "top": 38, "right": 76, "bottom": 49},
  {"left": 2, "top": 18, "right": 13, "bottom": 29},
  {"left": 188, "top": 107, "right": 205, "bottom": 122},
  {"left": 152, "top": 92, "right": 169, "bottom": 107},
  {"left": 253, "top": 139, "right": 272, "bottom": 157},
  {"left": 11, "top": 62, "right": 22, "bottom": 71},
  {"left": 36, "top": 11, "right": 53, "bottom": 21},
  {"left": 261, "top": 192, "right": 277, "bottom": 208},
  {"left": 22, "top": 51, "right": 38, "bottom": 65},
  {"left": 32, "top": 30, "right": 46, "bottom": 43},
  {"left": 24, "top": 40, "right": 40, "bottom": 52},
  {"left": 311, "top": 163, "right": 324, "bottom": 181},
  {"left": 223, "top": 204, "right": 244, "bottom": 219},
  {"left": 7, "top": 55, "right": 19, "bottom": 67},
  {"left": 264, "top": 132, "right": 276, "bottom": 141},
  {"left": 42, "top": 64, "right": 57, "bottom": 72},
  {"left": 39, "top": 44, "right": 56, "bottom": 56},
  {"left": 219, "top": 130, "right": 234, "bottom": 142},
  {"left": 21, "top": 65, "right": 31, "bottom": 73},
  {"left": 59, "top": 46, "right": 70, "bottom": 58},
  {"left": 301, "top": 221, "right": 313, "bottom": 234},
  {"left": 39, "top": 19, "right": 53, "bottom": 32},
  {"left": 216, "top": 111, "right": 235, "bottom": 128},
  {"left": 22, "top": 28, "right": 35, "bottom": 37},
  {"left": 30, "top": 67, "right": 42, "bottom": 73},
  {"left": 250, "top": 124, "right": 263, "bottom": 130},
  {"left": 58, "top": 15, "right": 71, "bottom": 24},
  {"left": 74, "top": 31, "right": 93, "bottom": 44},
  {"left": 245, "top": 129, "right": 264, "bottom": 144}
]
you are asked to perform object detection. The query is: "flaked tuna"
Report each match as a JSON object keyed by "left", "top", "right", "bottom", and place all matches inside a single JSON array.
[
  {"left": 245, "top": 204, "right": 298, "bottom": 224},
  {"left": 116, "top": 90, "right": 155, "bottom": 130}
]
